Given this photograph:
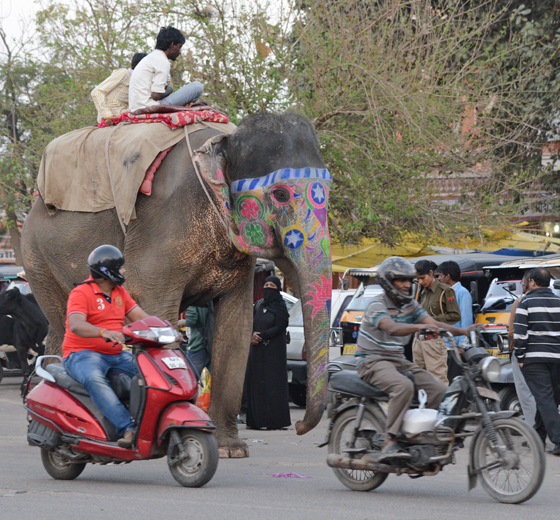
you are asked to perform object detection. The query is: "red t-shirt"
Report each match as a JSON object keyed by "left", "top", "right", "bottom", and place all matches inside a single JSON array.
[{"left": 62, "top": 276, "right": 138, "bottom": 358}]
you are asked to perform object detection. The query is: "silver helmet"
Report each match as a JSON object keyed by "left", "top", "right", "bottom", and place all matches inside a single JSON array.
[{"left": 377, "top": 256, "right": 416, "bottom": 306}]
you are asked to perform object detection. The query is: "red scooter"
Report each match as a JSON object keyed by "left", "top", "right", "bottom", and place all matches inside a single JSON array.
[{"left": 24, "top": 316, "right": 218, "bottom": 487}]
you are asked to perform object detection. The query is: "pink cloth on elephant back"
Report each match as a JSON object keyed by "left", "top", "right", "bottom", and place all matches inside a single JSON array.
[{"left": 140, "top": 147, "right": 173, "bottom": 196}]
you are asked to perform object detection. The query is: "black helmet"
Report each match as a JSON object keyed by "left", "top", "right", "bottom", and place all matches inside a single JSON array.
[
  {"left": 87, "top": 245, "right": 125, "bottom": 286},
  {"left": 376, "top": 256, "right": 416, "bottom": 306}
]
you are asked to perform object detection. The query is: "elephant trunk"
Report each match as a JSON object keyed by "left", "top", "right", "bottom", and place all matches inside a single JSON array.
[{"left": 277, "top": 254, "right": 331, "bottom": 435}]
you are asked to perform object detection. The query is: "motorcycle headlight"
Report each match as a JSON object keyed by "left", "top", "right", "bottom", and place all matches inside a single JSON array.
[
  {"left": 496, "top": 334, "right": 510, "bottom": 353},
  {"left": 480, "top": 356, "right": 501, "bottom": 382}
]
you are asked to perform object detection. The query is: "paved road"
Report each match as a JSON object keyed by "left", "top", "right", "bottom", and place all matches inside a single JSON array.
[{"left": 1, "top": 375, "right": 560, "bottom": 520}]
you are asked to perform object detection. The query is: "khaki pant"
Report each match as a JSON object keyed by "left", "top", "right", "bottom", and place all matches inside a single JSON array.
[
  {"left": 412, "top": 337, "right": 449, "bottom": 385},
  {"left": 357, "top": 355, "right": 448, "bottom": 436}
]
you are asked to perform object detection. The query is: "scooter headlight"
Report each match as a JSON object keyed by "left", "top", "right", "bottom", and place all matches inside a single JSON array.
[
  {"left": 132, "top": 327, "right": 180, "bottom": 344},
  {"left": 480, "top": 356, "right": 501, "bottom": 383},
  {"left": 150, "top": 327, "right": 180, "bottom": 344}
]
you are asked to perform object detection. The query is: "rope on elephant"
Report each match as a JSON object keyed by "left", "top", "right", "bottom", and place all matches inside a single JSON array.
[{"left": 184, "top": 127, "right": 231, "bottom": 240}]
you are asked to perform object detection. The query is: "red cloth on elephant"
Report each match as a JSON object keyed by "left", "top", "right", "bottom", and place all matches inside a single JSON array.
[{"left": 97, "top": 109, "right": 229, "bottom": 130}]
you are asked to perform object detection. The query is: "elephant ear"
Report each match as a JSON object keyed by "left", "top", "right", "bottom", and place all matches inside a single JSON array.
[{"left": 192, "top": 134, "right": 239, "bottom": 235}]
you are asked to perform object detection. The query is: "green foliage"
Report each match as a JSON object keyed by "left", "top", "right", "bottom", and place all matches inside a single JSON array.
[{"left": 291, "top": 0, "right": 559, "bottom": 245}]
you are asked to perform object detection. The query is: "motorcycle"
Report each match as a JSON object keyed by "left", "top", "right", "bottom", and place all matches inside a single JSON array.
[
  {"left": 24, "top": 316, "right": 218, "bottom": 488},
  {"left": 322, "top": 329, "right": 545, "bottom": 504}
]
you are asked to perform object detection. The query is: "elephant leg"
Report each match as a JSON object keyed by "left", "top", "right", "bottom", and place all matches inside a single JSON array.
[{"left": 209, "top": 273, "right": 254, "bottom": 458}]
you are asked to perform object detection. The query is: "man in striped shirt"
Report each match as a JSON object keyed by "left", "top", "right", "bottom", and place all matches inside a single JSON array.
[
  {"left": 91, "top": 53, "right": 147, "bottom": 123},
  {"left": 356, "top": 257, "right": 480, "bottom": 456},
  {"left": 514, "top": 267, "right": 560, "bottom": 455}
]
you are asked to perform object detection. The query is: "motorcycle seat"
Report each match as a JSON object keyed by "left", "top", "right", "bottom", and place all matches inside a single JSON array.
[
  {"left": 329, "top": 370, "right": 388, "bottom": 399},
  {"left": 44, "top": 363, "right": 131, "bottom": 400}
]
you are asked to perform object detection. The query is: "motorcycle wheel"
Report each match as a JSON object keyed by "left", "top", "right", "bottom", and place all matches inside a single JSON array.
[
  {"left": 328, "top": 406, "right": 388, "bottom": 492},
  {"left": 167, "top": 430, "right": 219, "bottom": 488},
  {"left": 41, "top": 448, "right": 86, "bottom": 480},
  {"left": 472, "top": 417, "right": 545, "bottom": 504}
]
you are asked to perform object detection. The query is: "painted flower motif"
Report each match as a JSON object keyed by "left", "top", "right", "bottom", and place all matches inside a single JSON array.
[
  {"left": 245, "top": 223, "right": 266, "bottom": 246},
  {"left": 240, "top": 198, "right": 261, "bottom": 220},
  {"left": 304, "top": 275, "right": 332, "bottom": 321}
]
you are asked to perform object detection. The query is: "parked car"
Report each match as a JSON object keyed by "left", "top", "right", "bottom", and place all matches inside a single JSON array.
[{"left": 285, "top": 289, "right": 356, "bottom": 407}]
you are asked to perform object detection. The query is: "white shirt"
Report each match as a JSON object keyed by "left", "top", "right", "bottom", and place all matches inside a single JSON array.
[{"left": 128, "top": 50, "right": 170, "bottom": 112}]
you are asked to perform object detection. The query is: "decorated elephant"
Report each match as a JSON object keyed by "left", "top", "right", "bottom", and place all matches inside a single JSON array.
[{"left": 21, "top": 112, "right": 332, "bottom": 457}]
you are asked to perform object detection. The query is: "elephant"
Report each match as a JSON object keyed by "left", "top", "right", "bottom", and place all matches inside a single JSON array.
[{"left": 21, "top": 112, "right": 332, "bottom": 457}]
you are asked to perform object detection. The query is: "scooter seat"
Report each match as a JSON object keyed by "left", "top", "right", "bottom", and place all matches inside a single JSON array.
[
  {"left": 44, "top": 363, "right": 131, "bottom": 400},
  {"left": 329, "top": 370, "right": 388, "bottom": 399},
  {"left": 45, "top": 363, "right": 89, "bottom": 396}
]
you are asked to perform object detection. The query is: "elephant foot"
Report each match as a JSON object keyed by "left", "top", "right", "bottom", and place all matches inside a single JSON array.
[{"left": 217, "top": 437, "right": 249, "bottom": 458}]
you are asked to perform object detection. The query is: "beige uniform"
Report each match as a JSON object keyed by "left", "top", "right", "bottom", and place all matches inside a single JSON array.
[{"left": 412, "top": 280, "right": 460, "bottom": 385}]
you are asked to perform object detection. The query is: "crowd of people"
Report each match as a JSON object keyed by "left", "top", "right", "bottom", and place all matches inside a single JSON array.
[
  {"left": 55, "top": 239, "right": 560, "bottom": 456},
  {"left": 91, "top": 26, "right": 203, "bottom": 123},
  {"left": 354, "top": 256, "right": 560, "bottom": 458}
]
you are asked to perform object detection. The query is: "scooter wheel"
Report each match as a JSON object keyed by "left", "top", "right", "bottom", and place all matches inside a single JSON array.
[
  {"left": 167, "top": 430, "right": 219, "bottom": 488},
  {"left": 41, "top": 449, "right": 86, "bottom": 480}
]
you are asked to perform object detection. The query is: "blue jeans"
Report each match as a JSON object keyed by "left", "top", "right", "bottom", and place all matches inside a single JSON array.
[
  {"left": 187, "top": 348, "right": 211, "bottom": 379},
  {"left": 160, "top": 81, "right": 203, "bottom": 106},
  {"left": 64, "top": 350, "right": 137, "bottom": 437}
]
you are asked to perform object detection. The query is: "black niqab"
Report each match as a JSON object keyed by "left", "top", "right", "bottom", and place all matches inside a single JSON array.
[{"left": 262, "top": 280, "right": 289, "bottom": 322}]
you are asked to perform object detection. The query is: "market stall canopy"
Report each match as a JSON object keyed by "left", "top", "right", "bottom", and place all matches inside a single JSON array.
[{"left": 331, "top": 229, "right": 560, "bottom": 272}]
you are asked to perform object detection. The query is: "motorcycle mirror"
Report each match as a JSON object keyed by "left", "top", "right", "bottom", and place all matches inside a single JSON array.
[{"left": 470, "top": 281, "right": 478, "bottom": 304}]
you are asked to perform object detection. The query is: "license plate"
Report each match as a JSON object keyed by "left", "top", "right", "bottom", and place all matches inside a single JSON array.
[
  {"left": 287, "top": 370, "right": 293, "bottom": 383},
  {"left": 162, "top": 356, "right": 187, "bottom": 370},
  {"left": 343, "top": 344, "right": 357, "bottom": 355}
]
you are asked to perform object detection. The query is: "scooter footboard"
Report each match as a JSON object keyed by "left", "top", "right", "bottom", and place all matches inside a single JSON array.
[{"left": 157, "top": 401, "right": 216, "bottom": 443}]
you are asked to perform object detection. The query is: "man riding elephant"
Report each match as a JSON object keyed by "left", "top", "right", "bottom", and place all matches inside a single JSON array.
[{"left": 22, "top": 112, "right": 332, "bottom": 457}]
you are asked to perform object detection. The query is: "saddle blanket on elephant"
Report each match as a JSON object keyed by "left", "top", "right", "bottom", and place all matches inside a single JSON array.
[
  {"left": 96, "top": 107, "right": 229, "bottom": 130},
  {"left": 37, "top": 120, "right": 236, "bottom": 227}
]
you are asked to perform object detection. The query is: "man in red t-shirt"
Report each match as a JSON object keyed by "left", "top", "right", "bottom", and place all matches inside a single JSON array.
[{"left": 62, "top": 245, "right": 149, "bottom": 448}]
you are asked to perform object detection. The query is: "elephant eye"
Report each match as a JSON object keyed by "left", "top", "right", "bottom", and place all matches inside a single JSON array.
[{"left": 272, "top": 187, "right": 291, "bottom": 204}]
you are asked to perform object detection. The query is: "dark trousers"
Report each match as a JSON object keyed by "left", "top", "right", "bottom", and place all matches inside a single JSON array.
[{"left": 522, "top": 362, "right": 560, "bottom": 445}]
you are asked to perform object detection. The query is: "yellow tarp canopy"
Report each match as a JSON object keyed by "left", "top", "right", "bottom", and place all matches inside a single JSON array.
[{"left": 331, "top": 229, "right": 560, "bottom": 271}]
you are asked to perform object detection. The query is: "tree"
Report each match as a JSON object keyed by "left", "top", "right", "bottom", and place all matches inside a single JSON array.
[{"left": 290, "top": 0, "right": 559, "bottom": 245}]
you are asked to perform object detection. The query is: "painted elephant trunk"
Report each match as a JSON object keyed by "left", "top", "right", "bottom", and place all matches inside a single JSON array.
[{"left": 294, "top": 263, "right": 332, "bottom": 435}]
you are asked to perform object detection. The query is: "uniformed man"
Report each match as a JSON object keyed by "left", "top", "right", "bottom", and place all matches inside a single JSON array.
[{"left": 413, "top": 260, "right": 461, "bottom": 384}]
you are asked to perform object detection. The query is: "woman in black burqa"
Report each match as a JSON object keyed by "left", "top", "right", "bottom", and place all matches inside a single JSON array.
[{"left": 246, "top": 276, "right": 291, "bottom": 430}]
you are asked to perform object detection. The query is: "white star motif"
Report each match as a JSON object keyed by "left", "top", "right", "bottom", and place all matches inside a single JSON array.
[
  {"left": 285, "top": 230, "right": 303, "bottom": 248},
  {"left": 312, "top": 184, "right": 325, "bottom": 203}
]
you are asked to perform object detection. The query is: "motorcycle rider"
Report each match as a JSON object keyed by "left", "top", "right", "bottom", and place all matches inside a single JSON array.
[
  {"left": 356, "top": 257, "right": 482, "bottom": 458},
  {"left": 62, "top": 245, "right": 149, "bottom": 448}
]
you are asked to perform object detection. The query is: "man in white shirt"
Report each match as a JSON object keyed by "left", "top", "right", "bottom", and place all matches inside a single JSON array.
[{"left": 129, "top": 26, "right": 203, "bottom": 112}]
